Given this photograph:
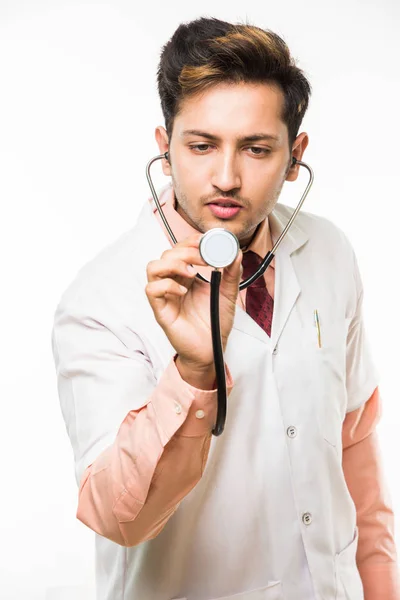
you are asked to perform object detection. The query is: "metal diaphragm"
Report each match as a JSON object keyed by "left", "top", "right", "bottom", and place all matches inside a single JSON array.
[{"left": 199, "top": 228, "right": 239, "bottom": 269}]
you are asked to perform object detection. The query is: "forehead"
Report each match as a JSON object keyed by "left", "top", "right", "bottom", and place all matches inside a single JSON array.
[{"left": 174, "top": 81, "right": 287, "bottom": 142}]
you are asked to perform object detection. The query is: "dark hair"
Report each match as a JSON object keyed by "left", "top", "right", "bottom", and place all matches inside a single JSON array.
[{"left": 157, "top": 17, "right": 312, "bottom": 149}]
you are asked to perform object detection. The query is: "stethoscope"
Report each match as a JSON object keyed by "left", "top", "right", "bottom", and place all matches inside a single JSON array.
[{"left": 146, "top": 152, "right": 314, "bottom": 436}]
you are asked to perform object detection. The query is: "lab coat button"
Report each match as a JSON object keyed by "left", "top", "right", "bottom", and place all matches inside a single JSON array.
[
  {"left": 302, "top": 512, "right": 312, "bottom": 526},
  {"left": 174, "top": 402, "right": 182, "bottom": 414},
  {"left": 272, "top": 346, "right": 278, "bottom": 355},
  {"left": 195, "top": 409, "right": 205, "bottom": 419},
  {"left": 287, "top": 426, "right": 297, "bottom": 438}
]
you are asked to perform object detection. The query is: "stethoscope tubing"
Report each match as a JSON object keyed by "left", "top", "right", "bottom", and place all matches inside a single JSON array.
[{"left": 146, "top": 152, "right": 314, "bottom": 435}]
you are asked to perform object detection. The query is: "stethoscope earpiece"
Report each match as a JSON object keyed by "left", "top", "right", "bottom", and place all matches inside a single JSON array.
[{"left": 164, "top": 151, "right": 169, "bottom": 162}]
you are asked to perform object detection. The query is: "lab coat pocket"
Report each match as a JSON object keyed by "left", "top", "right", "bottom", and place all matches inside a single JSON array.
[
  {"left": 307, "top": 317, "right": 351, "bottom": 449},
  {"left": 211, "top": 580, "right": 284, "bottom": 599},
  {"left": 171, "top": 580, "right": 284, "bottom": 600},
  {"left": 335, "top": 526, "right": 364, "bottom": 599},
  {"left": 317, "top": 396, "right": 340, "bottom": 449}
]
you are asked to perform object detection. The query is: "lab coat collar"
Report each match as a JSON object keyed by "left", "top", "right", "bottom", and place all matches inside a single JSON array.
[
  {"left": 233, "top": 204, "right": 309, "bottom": 349},
  {"left": 268, "top": 203, "right": 309, "bottom": 257},
  {"left": 267, "top": 204, "right": 308, "bottom": 346}
]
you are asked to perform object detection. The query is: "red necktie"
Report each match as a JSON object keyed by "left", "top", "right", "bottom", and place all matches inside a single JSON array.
[{"left": 241, "top": 250, "right": 274, "bottom": 337}]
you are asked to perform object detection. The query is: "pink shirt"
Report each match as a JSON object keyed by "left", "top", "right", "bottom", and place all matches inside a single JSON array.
[{"left": 77, "top": 185, "right": 399, "bottom": 599}]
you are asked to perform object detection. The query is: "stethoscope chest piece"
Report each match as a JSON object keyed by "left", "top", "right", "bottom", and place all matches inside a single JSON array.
[{"left": 199, "top": 228, "right": 239, "bottom": 269}]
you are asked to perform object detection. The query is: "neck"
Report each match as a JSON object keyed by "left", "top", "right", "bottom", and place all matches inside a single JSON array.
[{"left": 240, "top": 222, "right": 263, "bottom": 250}]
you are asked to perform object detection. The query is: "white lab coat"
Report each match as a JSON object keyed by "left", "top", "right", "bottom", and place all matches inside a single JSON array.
[{"left": 52, "top": 195, "right": 379, "bottom": 600}]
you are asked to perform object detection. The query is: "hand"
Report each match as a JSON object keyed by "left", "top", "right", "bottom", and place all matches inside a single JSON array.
[{"left": 145, "top": 232, "right": 243, "bottom": 370}]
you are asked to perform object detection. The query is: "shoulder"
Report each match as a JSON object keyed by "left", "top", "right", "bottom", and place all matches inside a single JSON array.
[
  {"left": 53, "top": 210, "right": 149, "bottom": 330},
  {"left": 57, "top": 228, "right": 136, "bottom": 306},
  {"left": 274, "top": 203, "right": 360, "bottom": 315},
  {"left": 274, "top": 202, "right": 356, "bottom": 261}
]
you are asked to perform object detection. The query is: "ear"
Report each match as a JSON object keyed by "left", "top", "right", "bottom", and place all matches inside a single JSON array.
[
  {"left": 155, "top": 126, "right": 171, "bottom": 176},
  {"left": 285, "top": 132, "right": 309, "bottom": 182}
]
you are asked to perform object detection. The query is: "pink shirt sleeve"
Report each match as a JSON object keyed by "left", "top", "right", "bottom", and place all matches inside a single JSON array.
[
  {"left": 76, "top": 355, "right": 233, "bottom": 547},
  {"left": 342, "top": 386, "right": 400, "bottom": 599}
]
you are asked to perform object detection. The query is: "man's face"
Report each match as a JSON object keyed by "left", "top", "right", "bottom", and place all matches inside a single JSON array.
[{"left": 156, "top": 81, "right": 308, "bottom": 247}]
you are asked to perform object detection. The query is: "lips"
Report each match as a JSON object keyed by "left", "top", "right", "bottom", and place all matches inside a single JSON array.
[
  {"left": 207, "top": 198, "right": 243, "bottom": 208},
  {"left": 207, "top": 204, "right": 242, "bottom": 219}
]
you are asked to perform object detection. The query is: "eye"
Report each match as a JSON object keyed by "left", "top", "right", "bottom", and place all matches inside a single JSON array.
[
  {"left": 189, "top": 144, "right": 213, "bottom": 153},
  {"left": 247, "top": 147, "right": 271, "bottom": 156}
]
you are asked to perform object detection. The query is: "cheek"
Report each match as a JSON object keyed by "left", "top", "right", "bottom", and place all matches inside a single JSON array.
[
  {"left": 243, "top": 156, "right": 284, "bottom": 184},
  {"left": 180, "top": 158, "right": 207, "bottom": 179},
  {"left": 174, "top": 162, "right": 206, "bottom": 196},
  {"left": 174, "top": 157, "right": 193, "bottom": 181}
]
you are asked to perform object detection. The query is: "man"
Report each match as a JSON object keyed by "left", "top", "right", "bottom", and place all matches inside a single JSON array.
[{"left": 51, "top": 17, "right": 399, "bottom": 600}]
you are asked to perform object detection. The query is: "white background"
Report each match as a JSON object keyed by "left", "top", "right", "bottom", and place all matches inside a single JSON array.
[{"left": 1, "top": 1, "right": 399, "bottom": 598}]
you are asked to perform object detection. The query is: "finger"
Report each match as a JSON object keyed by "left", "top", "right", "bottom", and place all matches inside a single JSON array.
[
  {"left": 160, "top": 245, "right": 207, "bottom": 264},
  {"left": 146, "top": 258, "right": 198, "bottom": 289},
  {"left": 145, "top": 278, "right": 187, "bottom": 307},
  {"left": 223, "top": 249, "right": 243, "bottom": 278},
  {"left": 220, "top": 249, "right": 243, "bottom": 296},
  {"left": 174, "top": 232, "right": 203, "bottom": 249},
  {"left": 150, "top": 248, "right": 208, "bottom": 279}
]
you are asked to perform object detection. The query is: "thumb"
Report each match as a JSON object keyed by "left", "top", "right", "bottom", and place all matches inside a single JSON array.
[{"left": 219, "top": 249, "right": 243, "bottom": 301}]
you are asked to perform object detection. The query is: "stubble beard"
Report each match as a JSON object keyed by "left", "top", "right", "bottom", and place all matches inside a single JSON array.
[{"left": 171, "top": 171, "right": 287, "bottom": 242}]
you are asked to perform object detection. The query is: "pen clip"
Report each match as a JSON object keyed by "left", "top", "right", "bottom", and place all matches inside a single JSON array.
[{"left": 314, "top": 309, "right": 322, "bottom": 348}]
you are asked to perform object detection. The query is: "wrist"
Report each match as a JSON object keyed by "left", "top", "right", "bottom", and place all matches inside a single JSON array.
[{"left": 175, "top": 356, "right": 216, "bottom": 390}]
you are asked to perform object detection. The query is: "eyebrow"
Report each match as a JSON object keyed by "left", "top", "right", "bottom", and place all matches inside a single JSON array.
[{"left": 181, "top": 129, "right": 280, "bottom": 143}]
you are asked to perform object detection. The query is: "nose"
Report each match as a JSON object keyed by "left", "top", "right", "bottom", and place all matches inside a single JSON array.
[{"left": 210, "top": 150, "right": 241, "bottom": 192}]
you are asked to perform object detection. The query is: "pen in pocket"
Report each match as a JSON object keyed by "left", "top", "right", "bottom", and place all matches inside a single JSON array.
[{"left": 314, "top": 309, "right": 322, "bottom": 348}]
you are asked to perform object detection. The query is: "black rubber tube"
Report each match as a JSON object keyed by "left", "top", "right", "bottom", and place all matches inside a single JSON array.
[{"left": 210, "top": 270, "right": 227, "bottom": 436}]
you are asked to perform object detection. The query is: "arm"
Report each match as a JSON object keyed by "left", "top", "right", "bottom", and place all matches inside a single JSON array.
[
  {"left": 341, "top": 243, "right": 400, "bottom": 597},
  {"left": 77, "top": 355, "right": 233, "bottom": 547},
  {"left": 343, "top": 389, "right": 400, "bottom": 599},
  {"left": 52, "top": 303, "right": 233, "bottom": 548}
]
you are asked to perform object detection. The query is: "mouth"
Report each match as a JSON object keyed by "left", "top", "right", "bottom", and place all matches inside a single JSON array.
[
  {"left": 207, "top": 202, "right": 242, "bottom": 219},
  {"left": 206, "top": 198, "right": 243, "bottom": 208}
]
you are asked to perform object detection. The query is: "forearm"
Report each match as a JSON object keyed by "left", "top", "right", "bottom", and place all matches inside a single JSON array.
[
  {"left": 77, "top": 412, "right": 212, "bottom": 547},
  {"left": 77, "top": 355, "right": 232, "bottom": 547},
  {"left": 343, "top": 427, "right": 400, "bottom": 598}
]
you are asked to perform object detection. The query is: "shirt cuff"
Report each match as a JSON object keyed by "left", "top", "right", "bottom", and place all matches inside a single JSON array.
[
  {"left": 151, "top": 354, "right": 234, "bottom": 438},
  {"left": 174, "top": 353, "right": 234, "bottom": 436}
]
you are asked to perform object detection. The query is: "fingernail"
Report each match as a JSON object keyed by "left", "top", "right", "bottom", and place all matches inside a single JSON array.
[{"left": 187, "top": 265, "right": 197, "bottom": 274}]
